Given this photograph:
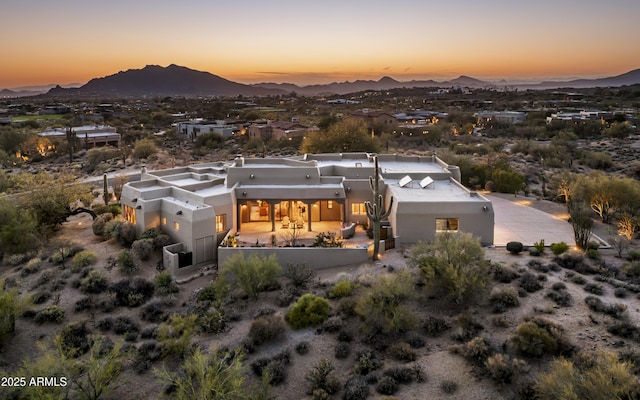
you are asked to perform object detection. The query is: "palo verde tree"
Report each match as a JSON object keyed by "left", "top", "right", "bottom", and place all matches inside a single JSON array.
[
  {"left": 568, "top": 200, "right": 593, "bottom": 250},
  {"left": 300, "top": 119, "right": 379, "bottom": 154},
  {"left": 365, "top": 156, "right": 393, "bottom": 261}
]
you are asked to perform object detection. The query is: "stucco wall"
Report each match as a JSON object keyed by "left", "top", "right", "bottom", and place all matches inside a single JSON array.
[{"left": 217, "top": 247, "right": 369, "bottom": 271}]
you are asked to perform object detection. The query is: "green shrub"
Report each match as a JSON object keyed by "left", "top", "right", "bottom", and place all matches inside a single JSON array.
[
  {"left": 34, "top": 305, "right": 65, "bottom": 324},
  {"left": 72, "top": 250, "right": 97, "bottom": 271},
  {"left": 286, "top": 294, "right": 330, "bottom": 329},
  {"left": 55, "top": 322, "right": 90, "bottom": 358},
  {"left": 353, "top": 350, "right": 383, "bottom": 375},
  {"left": 506, "top": 241, "right": 524, "bottom": 254},
  {"left": 216, "top": 253, "right": 281, "bottom": 299},
  {"left": 423, "top": 315, "right": 451, "bottom": 337},
  {"left": 485, "top": 353, "right": 526, "bottom": 384},
  {"left": 107, "top": 220, "right": 137, "bottom": 246},
  {"left": 117, "top": 250, "right": 138, "bottom": 274},
  {"left": 248, "top": 314, "right": 286, "bottom": 345},
  {"left": 551, "top": 242, "right": 569, "bottom": 255},
  {"left": 196, "top": 282, "right": 217, "bottom": 302},
  {"left": 157, "top": 313, "right": 197, "bottom": 357},
  {"left": 453, "top": 336, "right": 492, "bottom": 365},
  {"left": 536, "top": 351, "right": 639, "bottom": 400},
  {"left": 80, "top": 270, "right": 109, "bottom": 294},
  {"left": 109, "top": 278, "right": 154, "bottom": 308},
  {"left": 628, "top": 250, "right": 640, "bottom": 261},
  {"left": 92, "top": 204, "right": 121, "bottom": 216},
  {"left": 388, "top": 342, "right": 417, "bottom": 362},
  {"left": 92, "top": 212, "right": 114, "bottom": 236},
  {"left": 489, "top": 286, "right": 520, "bottom": 309},
  {"left": 533, "top": 239, "right": 545, "bottom": 254},
  {"left": 251, "top": 349, "right": 291, "bottom": 386},
  {"left": 132, "top": 238, "right": 155, "bottom": 261},
  {"left": 511, "top": 317, "right": 572, "bottom": 358},
  {"left": 305, "top": 359, "right": 340, "bottom": 398},
  {"left": 328, "top": 280, "right": 354, "bottom": 299},
  {"left": 354, "top": 270, "right": 417, "bottom": 335},
  {"left": 154, "top": 271, "right": 178, "bottom": 295}
]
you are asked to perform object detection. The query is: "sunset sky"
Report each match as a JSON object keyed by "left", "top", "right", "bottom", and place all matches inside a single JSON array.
[{"left": 2, "top": 0, "right": 640, "bottom": 89}]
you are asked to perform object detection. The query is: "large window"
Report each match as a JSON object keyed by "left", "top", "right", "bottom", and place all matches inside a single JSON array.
[
  {"left": 123, "top": 205, "right": 136, "bottom": 224},
  {"left": 216, "top": 214, "right": 226, "bottom": 233},
  {"left": 351, "top": 202, "right": 367, "bottom": 215},
  {"left": 435, "top": 218, "right": 459, "bottom": 232}
]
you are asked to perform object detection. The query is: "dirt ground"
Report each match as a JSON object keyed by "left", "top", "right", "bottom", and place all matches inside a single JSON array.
[{"left": 1, "top": 196, "right": 639, "bottom": 400}]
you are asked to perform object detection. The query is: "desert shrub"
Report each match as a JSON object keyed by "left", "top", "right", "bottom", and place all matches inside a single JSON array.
[
  {"left": 511, "top": 317, "right": 572, "bottom": 358},
  {"left": 55, "top": 322, "right": 90, "bottom": 358},
  {"left": 551, "top": 242, "right": 569, "bottom": 255},
  {"left": 156, "top": 313, "right": 197, "bottom": 357},
  {"left": 140, "top": 301, "right": 166, "bottom": 323},
  {"left": 154, "top": 271, "right": 178, "bottom": 295},
  {"left": 489, "top": 286, "right": 520, "bottom": 310},
  {"left": 407, "top": 334, "right": 426, "bottom": 348},
  {"left": 74, "top": 296, "right": 94, "bottom": 312},
  {"left": 528, "top": 247, "right": 541, "bottom": 257},
  {"left": 216, "top": 253, "right": 281, "bottom": 299},
  {"left": 305, "top": 359, "right": 340, "bottom": 397},
  {"left": 34, "top": 305, "right": 65, "bottom": 324},
  {"left": 546, "top": 289, "right": 572, "bottom": 307},
  {"left": 554, "top": 252, "right": 586, "bottom": 270},
  {"left": 410, "top": 232, "right": 489, "bottom": 303},
  {"left": 112, "top": 316, "right": 140, "bottom": 335},
  {"left": 320, "top": 315, "right": 344, "bottom": 333},
  {"left": 388, "top": 342, "right": 417, "bottom": 362},
  {"left": 506, "top": 241, "right": 524, "bottom": 254},
  {"left": 117, "top": 250, "right": 138, "bottom": 274},
  {"left": 584, "top": 282, "right": 604, "bottom": 295},
  {"left": 92, "top": 203, "right": 121, "bottom": 216},
  {"left": 196, "top": 282, "right": 217, "bottom": 302},
  {"left": 614, "top": 287, "right": 628, "bottom": 298},
  {"left": 21, "top": 258, "right": 41, "bottom": 276},
  {"left": 328, "top": 279, "right": 354, "bottom": 299},
  {"left": 354, "top": 350, "right": 383, "bottom": 376},
  {"left": 31, "top": 291, "right": 51, "bottom": 305},
  {"left": 491, "top": 263, "right": 520, "bottom": 283},
  {"left": 80, "top": 270, "right": 109, "bottom": 294},
  {"left": 535, "top": 351, "right": 639, "bottom": 400},
  {"left": 570, "top": 274, "right": 586, "bottom": 285},
  {"left": 109, "top": 220, "right": 137, "bottom": 246},
  {"left": 519, "top": 272, "right": 544, "bottom": 293},
  {"left": 286, "top": 293, "right": 330, "bottom": 329},
  {"left": 584, "top": 296, "right": 628, "bottom": 319},
  {"left": 133, "top": 138, "right": 158, "bottom": 159},
  {"left": 628, "top": 250, "right": 640, "bottom": 261},
  {"left": 197, "top": 307, "right": 226, "bottom": 334},
  {"left": 72, "top": 250, "right": 97, "bottom": 271},
  {"left": 251, "top": 349, "right": 291, "bottom": 386},
  {"left": 384, "top": 365, "right": 423, "bottom": 384},
  {"left": 452, "top": 336, "right": 492, "bottom": 365},
  {"left": 132, "top": 238, "right": 155, "bottom": 261},
  {"left": 354, "top": 270, "right": 417, "bottom": 335},
  {"left": 607, "top": 320, "right": 640, "bottom": 342},
  {"left": 133, "top": 340, "right": 163, "bottom": 373},
  {"left": 296, "top": 341, "right": 310, "bottom": 355},
  {"left": 282, "top": 263, "right": 316, "bottom": 289},
  {"left": 586, "top": 248, "right": 600, "bottom": 259},
  {"left": 485, "top": 353, "right": 526, "bottom": 384},
  {"left": 109, "top": 278, "right": 154, "bottom": 308},
  {"left": 96, "top": 317, "right": 113, "bottom": 331},
  {"left": 440, "top": 380, "right": 458, "bottom": 394},
  {"left": 92, "top": 212, "right": 114, "bottom": 236},
  {"left": 343, "top": 376, "right": 369, "bottom": 400},
  {"left": 375, "top": 376, "right": 399, "bottom": 395},
  {"left": 492, "top": 315, "right": 509, "bottom": 328},
  {"left": 334, "top": 342, "right": 351, "bottom": 359},
  {"left": 248, "top": 314, "right": 286, "bottom": 345},
  {"left": 527, "top": 259, "right": 548, "bottom": 272},
  {"left": 452, "top": 313, "right": 484, "bottom": 342}
]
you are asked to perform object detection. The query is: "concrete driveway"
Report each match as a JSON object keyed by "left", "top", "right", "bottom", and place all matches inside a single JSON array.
[{"left": 487, "top": 194, "right": 575, "bottom": 247}]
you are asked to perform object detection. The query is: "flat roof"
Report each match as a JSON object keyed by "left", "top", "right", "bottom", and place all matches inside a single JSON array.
[{"left": 386, "top": 179, "right": 487, "bottom": 203}]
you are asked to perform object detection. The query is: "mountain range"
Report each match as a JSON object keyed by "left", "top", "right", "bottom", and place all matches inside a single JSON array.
[{"left": 3, "top": 65, "right": 640, "bottom": 98}]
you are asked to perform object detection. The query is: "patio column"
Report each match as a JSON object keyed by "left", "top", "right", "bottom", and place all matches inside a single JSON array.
[
  {"left": 236, "top": 200, "right": 242, "bottom": 233},
  {"left": 306, "top": 201, "right": 313, "bottom": 231},
  {"left": 338, "top": 200, "right": 347, "bottom": 223},
  {"left": 269, "top": 201, "right": 276, "bottom": 232}
]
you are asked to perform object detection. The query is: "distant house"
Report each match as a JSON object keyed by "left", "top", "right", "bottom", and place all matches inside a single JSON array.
[
  {"left": 38, "top": 125, "right": 121, "bottom": 148},
  {"left": 247, "top": 121, "right": 311, "bottom": 141},
  {"left": 176, "top": 119, "right": 237, "bottom": 139},
  {"left": 474, "top": 111, "right": 526, "bottom": 124},
  {"left": 350, "top": 110, "right": 397, "bottom": 130}
]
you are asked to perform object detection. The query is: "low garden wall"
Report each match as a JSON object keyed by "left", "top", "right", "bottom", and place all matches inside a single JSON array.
[{"left": 218, "top": 246, "right": 370, "bottom": 270}]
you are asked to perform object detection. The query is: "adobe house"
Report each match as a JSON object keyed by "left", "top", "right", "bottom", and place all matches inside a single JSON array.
[{"left": 120, "top": 153, "right": 494, "bottom": 272}]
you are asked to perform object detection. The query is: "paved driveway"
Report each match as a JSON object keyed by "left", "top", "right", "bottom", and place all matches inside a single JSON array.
[{"left": 487, "top": 194, "right": 575, "bottom": 247}]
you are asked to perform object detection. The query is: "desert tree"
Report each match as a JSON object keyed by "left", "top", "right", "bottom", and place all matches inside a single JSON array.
[
  {"left": 0, "top": 279, "right": 30, "bottom": 347},
  {"left": 300, "top": 119, "right": 379, "bottom": 154},
  {"left": 409, "top": 231, "right": 489, "bottom": 303},
  {"left": 568, "top": 200, "right": 593, "bottom": 250}
]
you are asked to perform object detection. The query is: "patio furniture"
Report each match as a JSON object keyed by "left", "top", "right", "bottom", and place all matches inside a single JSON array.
[
  {"left": 281, "top": 216, "right": 290, "bottom": 228},
  {"left": 296, "top": 217, "right": 304, "bottom": 228},
  {"left": 340, "top": 222, "right": 356, "bottom": 239}
]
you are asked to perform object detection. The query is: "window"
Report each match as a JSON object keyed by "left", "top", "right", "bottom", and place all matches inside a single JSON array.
[
  {"left": 435, "top": 218, "right": 459, "bottom": 232},
  {"left": 216, "top": 214, "right": 226, "bottom": 233},
  {"left": 174, "top": 221, "right": 180, "bottom": 231},
  {"left": 351, "top": 202, "right": 367, "bottom": 215},
  {"left": 123, "top": 205, "right": 136, "bottom": 224},
  {"left": 162, "top": 217, "right": 167, "bottom": 225},
  {"left": 327, "top": 200, "right": 333, "bottom": 209}
]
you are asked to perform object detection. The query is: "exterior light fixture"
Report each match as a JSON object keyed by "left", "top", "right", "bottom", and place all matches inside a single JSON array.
[
  {"left": 347, "top": 187, "right": 351, "bottom": 192},
  {"left": 482, "top": 206, "right": 489, "bottom": 212},
  {"left": 132, "top": 198, "right": 138, "bottom": 202},
  {"left": 250, "top": 174, "right": 255, "bottom": 179},
  {"left": 306, "top": 174, "right": 310, "bottom": 179},
  {"left": 242, "top": 191, "right": 247, "bottom": 197},
  {"left": 136, "top": 205, "right": 142, "bottom": 210},
  {"left": 176, "top": 210, "right": 183, "bottom": 215},
  {"left": 335, "top": 191, "right": 340, "bottom": 196}
]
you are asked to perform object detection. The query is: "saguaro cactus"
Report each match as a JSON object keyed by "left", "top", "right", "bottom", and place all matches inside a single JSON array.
[
  {"left": 365, "top": 156, "right": 393, "bottom": 261},
  {"left": 103, "top": 173, "right": 109, "bottom": 205}
]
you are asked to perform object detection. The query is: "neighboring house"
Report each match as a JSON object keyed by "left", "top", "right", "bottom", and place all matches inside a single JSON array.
[
  {"left": 38, "top": 125, "right": 121, "bottom": 148},
  {"left": 176, "top": 119, "right": 237, "bottom": 139},
  {"left": 247, "top": 121, "right": 310, "bottom": 141},
  {"left": 474, "top": 111, "right": 526, "bottom": 124},
  {"left": 121, "top": 153, "right": 494, "bottom": 272},
  {"left": 350, "top": 111, "right": 398, "bottom": 130}
]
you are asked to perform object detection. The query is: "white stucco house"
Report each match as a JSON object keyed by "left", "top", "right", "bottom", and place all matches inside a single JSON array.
[{"left": 120, "top": 153, "right": 494, "bottom": 272}]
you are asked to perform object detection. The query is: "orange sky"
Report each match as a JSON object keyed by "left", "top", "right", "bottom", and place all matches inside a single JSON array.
[{"left": 2, "top": 1, "right": 640, "bottom": 88}]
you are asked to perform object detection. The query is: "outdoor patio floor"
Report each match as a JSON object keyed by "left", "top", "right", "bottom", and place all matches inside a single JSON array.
[{"left": 234, "top": 221, "right": 372, "bottom": 248}]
